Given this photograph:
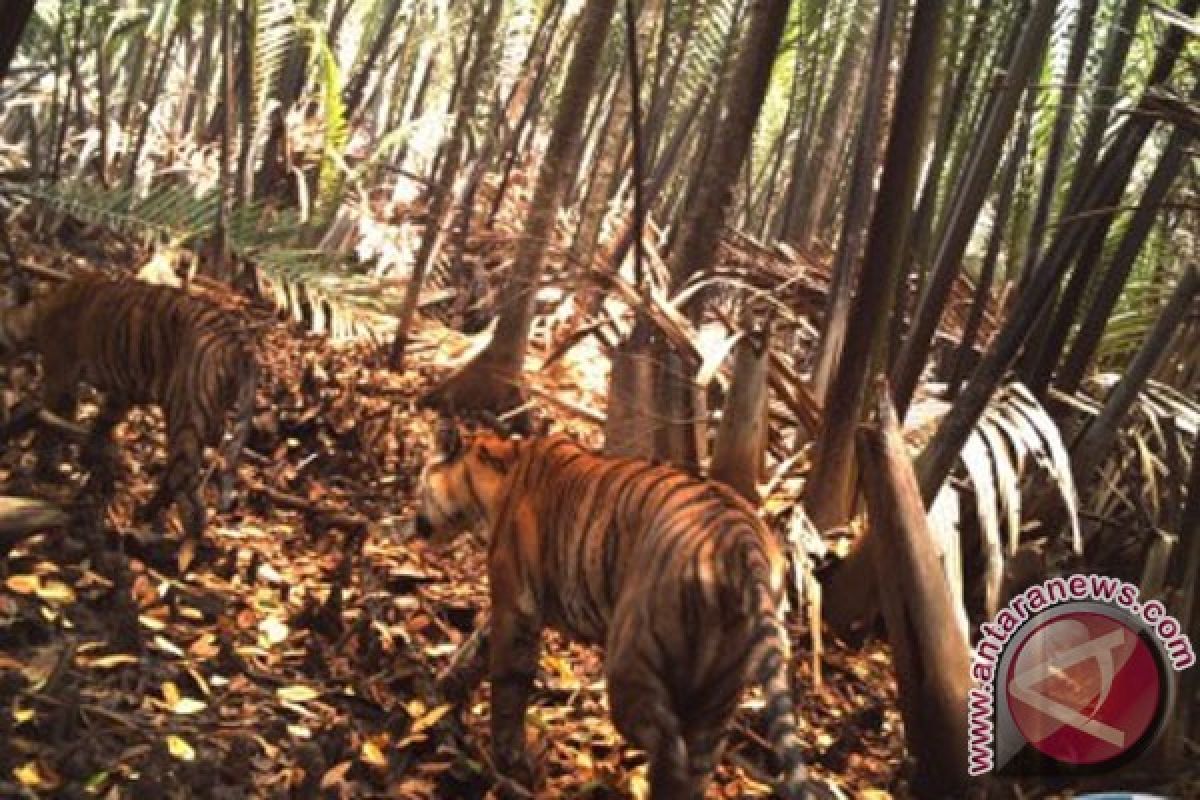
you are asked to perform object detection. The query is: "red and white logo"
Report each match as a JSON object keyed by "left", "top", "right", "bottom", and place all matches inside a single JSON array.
[{"left": 1005, "top": 612, "right": 1163, "bottom": 766}]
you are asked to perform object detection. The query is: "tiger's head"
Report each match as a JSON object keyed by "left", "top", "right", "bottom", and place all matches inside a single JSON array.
[{"left": 414, "top": 419, "right": 517, "bottom": 544}]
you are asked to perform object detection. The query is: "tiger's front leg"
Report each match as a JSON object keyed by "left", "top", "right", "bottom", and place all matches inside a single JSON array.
[
  {"left": 136, "top": 417, "right": 205, "bottom": 538},
  {"left": 80, "top": 399, "right": 130, "bottom": 501},
  {"left": 489, "top": 598, "right": 541, "bottom": 792}
]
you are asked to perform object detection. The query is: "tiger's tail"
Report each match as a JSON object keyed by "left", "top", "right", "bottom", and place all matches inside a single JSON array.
[
  {"left": 217, "top": 352, "right": 258, "bottom": 513},
  {"left": 742, "top": 543, "right": 811, "bottom": 800}
]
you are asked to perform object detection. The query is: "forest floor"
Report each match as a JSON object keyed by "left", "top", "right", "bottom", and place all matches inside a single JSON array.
[{"left": 0, "top": 250, "right": 904, "bottom": 798}]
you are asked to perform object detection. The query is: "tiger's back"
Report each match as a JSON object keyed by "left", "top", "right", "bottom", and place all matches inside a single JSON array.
[{"left": 30, "top": 277, "right": 254, "bottom": 431}]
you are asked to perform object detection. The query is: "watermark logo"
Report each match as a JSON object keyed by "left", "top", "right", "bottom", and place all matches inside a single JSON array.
[{"left": 968, "top": 575, "right": 1194, "bottom": 777}]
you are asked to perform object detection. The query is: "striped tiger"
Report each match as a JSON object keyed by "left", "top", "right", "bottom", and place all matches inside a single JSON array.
[
  {"left": 0, "top": 275, "right": 258, "bottom": 537},
  {"left": 415, "top": 422, "right": 818, "bottom": 799}
]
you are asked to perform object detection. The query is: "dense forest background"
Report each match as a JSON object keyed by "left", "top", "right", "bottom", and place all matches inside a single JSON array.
[{"left": 0, "top": 0, "right": 1197, "bottom": 797}]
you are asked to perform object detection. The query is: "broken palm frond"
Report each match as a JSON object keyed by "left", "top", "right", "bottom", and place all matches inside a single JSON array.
[
  {"left": 1054, "top": 377, "right": 1199, "bottom": 583},
  {"left": 910, "top": 383, "right": 1081, "bottom": 620}
]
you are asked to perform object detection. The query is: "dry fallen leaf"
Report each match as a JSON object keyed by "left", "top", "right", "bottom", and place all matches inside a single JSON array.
[
  {"left": 5, "top": 575, "right": 40, "bottom": 595},
  {"left": 276, "top": 685, "right": 319, "bottom": 703},
  {"left": 35, "top": 580, "right": 76, "bottom": 604},
  {"left": 167, "top": 735, "right": 196, "bottom": 761}
]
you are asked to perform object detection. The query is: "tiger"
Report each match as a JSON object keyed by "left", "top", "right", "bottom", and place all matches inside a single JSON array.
[
  {"left": 414, "top": 421, "right": 820, "bottom": 799},
  {"left": 0, "top": 275, "right": 259, "bottom": 538}
]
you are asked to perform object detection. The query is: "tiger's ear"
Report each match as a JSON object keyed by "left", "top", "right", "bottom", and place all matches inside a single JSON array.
[{"left": 434, "top": 417, "right": 464, "bottom": 460}]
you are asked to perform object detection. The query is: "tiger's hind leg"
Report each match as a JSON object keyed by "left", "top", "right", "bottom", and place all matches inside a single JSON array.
[
  {"left": 608, "top": 670, "right": 695, "bottom": 800},
  {"left": 680, "top": 702, "right": 738, "bottom": 800},
  {"left": 607, "top": 616, "right": 698, "bottom": 800},
  {"left": 34, "top": 374, "right": 78, "bottom": 484},
  {"left": 216, "top": 361, "right": 257, "bottom": 514},
  {"left": 135, "top": 417, "right": 205, "bottom": 538}
]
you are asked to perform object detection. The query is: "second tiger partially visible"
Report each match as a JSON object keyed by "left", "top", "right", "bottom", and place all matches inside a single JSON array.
[
  {"left": 0, "top": 275, "right": 259, "bottom": 537},
  {"left": 415, "top": 423, "right": 818, "bottom": 799}
]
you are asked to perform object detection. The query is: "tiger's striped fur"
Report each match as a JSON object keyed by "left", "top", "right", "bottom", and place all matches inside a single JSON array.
[
  {"left": 415, "top": 425, "right": 814, "bottom": 799},
  {"left": 0, "top": 276, "right": 258, "bottom": 537}
]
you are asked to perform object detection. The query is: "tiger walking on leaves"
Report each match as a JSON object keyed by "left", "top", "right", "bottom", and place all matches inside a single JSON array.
[
  {"left": 0, "top": 275, "right": 258, "bottom": 538},
  {"left": 415, "top": 421, "right": 824, "bottom": 799}
]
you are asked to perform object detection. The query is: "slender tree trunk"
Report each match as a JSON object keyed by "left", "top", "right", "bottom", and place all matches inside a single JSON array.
[
  {"left": 1021, "top": 4, "right": 1198, "bottom": 394},
  {"left": 1071, "top": 265, "right": 1198, "bottom": 488},
  {"left": 791, "top": 3, "right": 870, "bottom": 250},
  {"left": 891, "top": 0, "right": 1057, "bottom": 419},
  {"left": 804, "top": 0, "right": 945, "bottom": 534},
  {"left": 237, "top": 1, "right": 256, "bottom": 206},
  {"left": 49, "top": 5, "right": 83, "bottom": 183},
  {"left": 0, "top": 0, "right": 33, "bottom": 89},
  {"left": 209, "top": 0, "right": 235, "bottom": 280},
  {"left": 1064, "top": 0, "right": 1145, "bottom": 211},
  {"left": 390, "top": 0, "right": 506, "bottom": 369},
  {"left": 180, "top": 2, "right": 216, "bottom": 139},
  {"left": 457, "top": 0, "right": 563, "bottom": 217},
  {"left": 1018, "top": 0, "right": 1097, "bottom": 281},
  {"left": 124, "top": 25, "right": 180, "bottom": 191},
  {"left": 487, "top": 9, "right": 581, "bottom": 227},
  {"left": 947, "top": 121, "right": 1029, "bottom": 395},
  {"left": 1057, "top": 122, "right": 1193, "bottom": 394},
  {"left": 644, "top": 1, "right": 696, "bottom": 163},
  {"left": 811, "top": 0, "right": 898, "bottom": 402},
  {"left": 912, "top": 18, "right": 1196, "bottom": 505},
  {"left": 392, "top": 40, "right": 437, "bottom": 172},
  {"left": 344, "top": 0, "right": 405, "bottom": 119},
  {"left": 665, "top": 0, "right": 782, "bottom": 298},
  {"left": 423, "top": 0, "right": 618, "bottom": 414},
  {"left": 93, "top": 16, "right": 111, "bottom": 184}
]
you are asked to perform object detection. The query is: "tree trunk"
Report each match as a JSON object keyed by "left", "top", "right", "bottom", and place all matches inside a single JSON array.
[
  {"left": 1071, "top": 265, "right": 1198, "bottom": 489},
  {"left": 422, "top": 0, "right": 618, "bottom": 415},
  {"left": 343, "top": 0, "right": 406, "bottom": 120},
  {"left": 710, "top": 324, "right": 770, "bottom": 502},
  {"left": 891, "top": 0, "right": 1057, "bottom": 419},
  {"left": 1063, "top": 0, "right": 1145, "bottom": 211},
  {"left": 790, "top": 3, "right": 870, "bottom": 250},
  {"left": 0, "top": 0, "right": 33, "bottom": 89},
  {"left": 811, "top": 0, "right": 899, "bottom": 403},
  {"left": 389, "top": 0, "right": 506, "bottom": 370},
  {"left": 487, "top": 8, "right": 581, "bottom": 228},
  {"left": 1018, "top": 0, "right": 1097, "bottom": 282},
  {"left": 804, "top": 0, "right": 945, "bottom": 534},
  {"left": 1056, "top": 121, "right": 1193, "bottom": 394},
  {"left": 208, "top": 0, "right": 235, "bottom": 280},
  {"left": 654, "top": 0, "right": 788, "bottom": 467},
  {"left": 123, "top": 22, "right": 181, "bottom": 191},
  {"left": 236, "top": 1, "right": 256, "bottom": 207},
  {"left": 1021, "top": 5, "right": 1198, "bottom": 395},
  {"left": 912, "top": 54, "right": 1195, "bottom": 506},
  {"left": 947, "top": 120, "right": 1028, "bottom": 395},
  {"left": 859, "top": 382, "right": 971, "bottom": 796}
]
